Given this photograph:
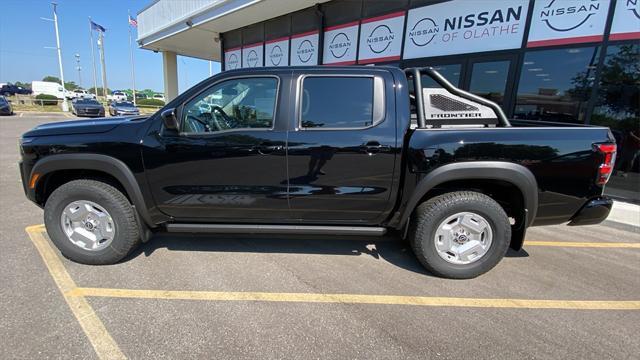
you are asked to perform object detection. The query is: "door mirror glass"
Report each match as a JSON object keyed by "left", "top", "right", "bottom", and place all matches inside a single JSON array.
[{"left": 161, "top": 108, "right": 179, "bottom": 131}]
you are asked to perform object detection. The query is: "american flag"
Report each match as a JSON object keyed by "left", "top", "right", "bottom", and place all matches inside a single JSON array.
[{"left": 128, "top": 15, "right": 138, "bottom": 27}]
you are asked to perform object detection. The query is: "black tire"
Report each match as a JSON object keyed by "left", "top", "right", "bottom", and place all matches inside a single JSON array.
[
  {"left": 44, "top": 179, "right": 140, "bottom": 265},
  {"left": 409, "top": 191, "right": 511, "bottom": 279}
]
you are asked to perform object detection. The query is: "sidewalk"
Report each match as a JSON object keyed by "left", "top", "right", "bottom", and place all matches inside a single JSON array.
[{"left": 608, "top": 201, "right": 640, "bottom": 228}]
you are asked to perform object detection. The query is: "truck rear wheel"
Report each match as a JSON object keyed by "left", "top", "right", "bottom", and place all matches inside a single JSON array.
[
  {"left": 409, "top": 191, "right": 511, "bottom": 279},
  {"left": 44, "top": 179, "right": 141, "bottom": 265}
]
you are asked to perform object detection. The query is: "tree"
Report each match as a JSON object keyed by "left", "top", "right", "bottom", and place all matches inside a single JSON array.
[
  {"left": 88, "top": 87, "right": 112, "bottom": 96},
  {"left": 63, "top": 81, "right": 79, "bottom": 91},
  {"left": 14, "top": 81, "right": 31, "bottom": 89},
  {"left": 42, "top": 75, "right": 61, "bottom": 83}
]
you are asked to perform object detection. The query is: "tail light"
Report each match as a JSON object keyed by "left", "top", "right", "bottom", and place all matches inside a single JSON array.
[{"left": 594, "top": 143, "right": 616, "bottom": 186}]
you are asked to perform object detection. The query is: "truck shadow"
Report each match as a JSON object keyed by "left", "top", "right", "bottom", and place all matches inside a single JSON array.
[{"left": 127, "top": 233, "right": 528, "bottom": 277}]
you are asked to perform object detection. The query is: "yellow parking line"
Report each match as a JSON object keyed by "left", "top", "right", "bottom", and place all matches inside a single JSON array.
[
  {"left": 25, "top": 225, "right": 125, "bottom": 360},
  {"left": 525, "top": 241, "right": 640, "bottom": 248},
  {"left": 67, "top": 287, "right": 640, "bottom": 310}
]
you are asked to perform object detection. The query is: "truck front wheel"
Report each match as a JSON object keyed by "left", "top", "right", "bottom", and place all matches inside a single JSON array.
[
  {"left": 409, "top": 191, "right": 511, "bottom": 279},
  {"left": 44, "top": 179, "right": 141, "bottom": 264}
]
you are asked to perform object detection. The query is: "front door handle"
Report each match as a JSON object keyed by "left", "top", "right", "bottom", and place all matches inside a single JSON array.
[{"left": 255, "top": 142, "right": 283, "bottom": 155}]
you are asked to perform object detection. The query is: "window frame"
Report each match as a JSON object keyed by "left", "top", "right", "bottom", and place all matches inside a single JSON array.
[
  {"left": 295, "top": 74, "right": 385, "bottom": 131},
  {"left": 177, "top": 75, "right": 281, "bottom": 136}
]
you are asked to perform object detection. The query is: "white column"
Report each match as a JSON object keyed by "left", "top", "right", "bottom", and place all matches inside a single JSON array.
[{"left": 162, "top": 51, "right": 178, "bottom": 102}]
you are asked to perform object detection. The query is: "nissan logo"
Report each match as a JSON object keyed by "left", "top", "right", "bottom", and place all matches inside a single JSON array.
[
  {"left": 627, "top": 0, "right": 640, "bottom": 20},
  {"left": 269, "top": 45, "right": 283, "bottom": 66},
  {"left": 328, "top": 32, "right": 351, "bottom": 58},
  {"left": 246, "top": 49, "right": 259, "bottom": 67},
  {"left": 227, "top": 53, "right": 239, "bottom": 69},
  {"left": 409, "top": 17, "right": 439, "bottom": 47},
  {"left": 539, "top": 0, "right": 600, "bottom": 32},
  {"left": 367, "top": 24, "right": 395, "bottom": 54},
  {"left": 297, "top": 39, "right": 315, "bottom": 63}
]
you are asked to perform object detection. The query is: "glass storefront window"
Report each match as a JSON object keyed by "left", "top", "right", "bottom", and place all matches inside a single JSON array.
[
  {"left": 514, "top": 47, "right": 600, "bottom": 124},
  {"left": 422, "top": 64, "right": 461, "bottom": 88},
  {"left": 591, "top": 43, "right": 640, "bottom": 202},
  {"left": 469, "top": 60, "right": 510, "bottom": 105}
]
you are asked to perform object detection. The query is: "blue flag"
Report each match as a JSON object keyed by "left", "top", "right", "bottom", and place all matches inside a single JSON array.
[{"left": 90, "top": 20, "right": 106, "bottom": 33}]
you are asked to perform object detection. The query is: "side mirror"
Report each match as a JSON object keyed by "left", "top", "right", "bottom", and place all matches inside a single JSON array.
[{"left": 161, "top": 108, "right": 179, "bottom": 131}]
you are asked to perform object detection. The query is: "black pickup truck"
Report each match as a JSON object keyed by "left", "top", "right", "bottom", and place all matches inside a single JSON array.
[{"left": 19, "top": 66, "right": 616, "bottom": 278}]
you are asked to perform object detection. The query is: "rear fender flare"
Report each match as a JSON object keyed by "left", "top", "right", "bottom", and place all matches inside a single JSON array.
[
  {"left": 399, "top": 161, "right": 538, "bottom": 229},
  {"left": 31, "top": 153, "right": 155, "bottom": 228}
]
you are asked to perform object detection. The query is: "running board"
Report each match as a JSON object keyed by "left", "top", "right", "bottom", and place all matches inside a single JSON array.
[{"left": 165, "top": 224, "right": 387, "bottom": 236}]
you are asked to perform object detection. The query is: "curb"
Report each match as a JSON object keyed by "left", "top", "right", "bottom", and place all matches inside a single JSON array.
[{"left": 607, "top": 201, "right": 640, "bottom": 228}]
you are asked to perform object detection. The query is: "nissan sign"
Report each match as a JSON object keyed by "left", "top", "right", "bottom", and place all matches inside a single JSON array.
[
  {"left": 290, "top": 31, "right": 319, "bottom": 66},
  {"left": 403, "top": 0, "right": 529, "bottom": 59},
  {"left": 323, "top": 21, "right": 359, "bottom": 65},
  {"left": 528, "top": 0, "right": 610, "bottom": 47}
]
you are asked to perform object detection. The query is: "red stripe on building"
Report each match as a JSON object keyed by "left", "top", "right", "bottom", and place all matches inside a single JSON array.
[
  {"left": 527, "top": 35, "right": 603, "bottom": 48},
  {"left": 291, "top": 30, "right": 319, "bottom": 39},
  {"left": 242, "top": 42, "right": 263, "bottom": 49},
  {"left": 357, "top": 55, "right": 401, "bottom": 64},
  {"left": 324, "top": 60, "right": 357, "bottom": 66},
  {"left": 265, "top": 36, "right": 289, "bottom": 44},
  {"left": 325, "top": 20, "right": 360, "bottom": 32},
  {"left": 361, "top": 11, "right": 405, "bottom": 25},
  {"left": 609, "top": 31, "right": 640, "bottom": 41},
  {"left": 225, "top": 46, "right": 241, "bottom": 52}
]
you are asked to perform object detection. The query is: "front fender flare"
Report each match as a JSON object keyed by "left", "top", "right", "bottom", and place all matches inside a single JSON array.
[
  {"left": 398, "top": 161, "right": 538, "bottom": 229},
  {"left": 30, "top": 153, "right": 155, "bottom": 228}
]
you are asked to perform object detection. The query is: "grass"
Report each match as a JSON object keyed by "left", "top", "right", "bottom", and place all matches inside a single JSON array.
[{"left": 11, "top": 103, "right": 62, "bottom": 112}]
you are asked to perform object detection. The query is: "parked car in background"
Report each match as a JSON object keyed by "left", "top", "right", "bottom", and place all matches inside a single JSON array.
[
  {"left": 108, "top": 101, "right": 139, "bottom": 116},
  {"left": 135, "top": 93, "right": 148, "bottom": 100},
  {"left": 152, "top": 93, "right": 165, "bottom": 102},
  {"left": 71, "top": 98, "right": 105, "bottom": 117},
  {"left": 32, "top": 81, "right": 66, "bottom": 99},
  {"left": 1, "top": 83, "right": 32, "bottom": 96},
  {"left": 71, "top": 89, "right": 94, "bottom": 99},
  {"left": 107, "top": 91, "right": 127, "bottom": 102},
  {"left": 0, "top": 96, "right": 13, "bottom": 115}
]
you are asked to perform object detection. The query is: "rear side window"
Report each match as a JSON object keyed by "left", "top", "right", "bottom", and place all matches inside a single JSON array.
[{"left": 300, "top": 77, "right": 374, "bottom": 129}]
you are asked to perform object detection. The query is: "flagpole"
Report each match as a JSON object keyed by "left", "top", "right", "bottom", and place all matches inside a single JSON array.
[
  {"left": 128, "top": 10, "right": 137, "bottom": 106},
  {"left": 88, "top": 17, "right": 98, "bottom": 98},
  {"left": 98, "top": 30, "right": 108, "bottom": 101},
  {"left": 51, "top": 3, "right": 68, "bottom": 112}
]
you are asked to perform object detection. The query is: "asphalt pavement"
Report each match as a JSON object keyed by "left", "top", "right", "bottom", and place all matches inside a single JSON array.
[{"left": 1, "top": 113, "right": 639, "bottom": 359}]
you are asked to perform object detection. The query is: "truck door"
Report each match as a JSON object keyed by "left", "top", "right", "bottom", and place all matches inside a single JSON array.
[
  {"left": 286, "top": 70, "right": 398, "bottom": 224},
  {"left": 142, "top": 75, "right": 290, "bottom": 221}
]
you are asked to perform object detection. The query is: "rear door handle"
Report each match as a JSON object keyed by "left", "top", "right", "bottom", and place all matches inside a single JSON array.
[{"left": 363, "top": 141, "right": 389, "bottom": 154}]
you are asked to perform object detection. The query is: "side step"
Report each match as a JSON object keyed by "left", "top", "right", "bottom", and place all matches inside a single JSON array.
[{"left": 165, "top": 224, "right": 387, "bottom": 236}]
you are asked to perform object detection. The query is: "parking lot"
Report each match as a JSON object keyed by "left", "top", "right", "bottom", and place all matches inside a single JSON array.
[{"left": 1, "top": 113, "right": 639, "bottom": 359}]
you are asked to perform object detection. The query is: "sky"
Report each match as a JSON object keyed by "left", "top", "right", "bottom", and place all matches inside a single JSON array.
[{"left": 0, "top": 0, "right": 221, "bottom": 93}]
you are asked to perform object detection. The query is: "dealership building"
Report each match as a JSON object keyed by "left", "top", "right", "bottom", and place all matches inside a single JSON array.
[{"left": 137, "top": 0, "right": 639, "bottom": 202}]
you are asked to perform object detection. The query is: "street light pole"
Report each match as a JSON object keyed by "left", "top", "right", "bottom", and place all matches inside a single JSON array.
[
  {"left": 51, "top": 2, "right": 68, "bottom": 111},
  {"left": 75, "top": 53, "right": 82, "bottom": 88}
]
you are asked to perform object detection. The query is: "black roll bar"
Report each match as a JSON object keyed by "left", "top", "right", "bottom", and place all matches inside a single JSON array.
[{"left": 404, "top": 67, "right": 511, "bottom": 128}]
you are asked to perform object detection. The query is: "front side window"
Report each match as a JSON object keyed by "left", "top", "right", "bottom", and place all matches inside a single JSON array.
[
  {"left": 182, "top": 77, "right": 278, "bottom": 134},
  {"left": 300, "top": 77, "right": 373, "bottom": 129},
  {"left": 514, "top": 46, "right": 600, "bottom": 124}
]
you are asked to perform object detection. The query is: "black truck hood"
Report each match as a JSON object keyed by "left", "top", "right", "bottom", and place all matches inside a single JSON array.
[{"left": 23, "top": 116, "right": 144, "bottom": 137}]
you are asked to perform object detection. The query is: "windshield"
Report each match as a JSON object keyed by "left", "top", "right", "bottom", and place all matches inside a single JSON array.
[
  {"left": 76, "top": 99, "right": 100, "bottom": 105},
  {"left": 0, "top": 97, "right": 7, "bottom": 104},
  {"left": 114, "top": 102, "right": 134, "bottom": 107}
]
